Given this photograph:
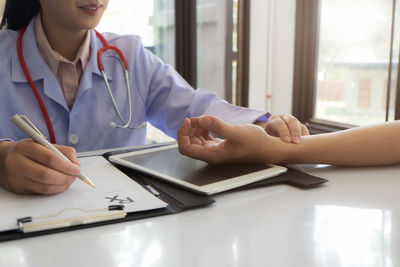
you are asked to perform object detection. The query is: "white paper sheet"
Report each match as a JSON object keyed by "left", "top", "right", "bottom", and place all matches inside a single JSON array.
[{"left": 0, "top": 156, "right": 167, "bottom": 232}]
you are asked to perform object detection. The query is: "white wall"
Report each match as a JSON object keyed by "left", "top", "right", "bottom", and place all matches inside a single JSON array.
[{"left": 248, "top": 0, "right": 296, "bottom": 115}]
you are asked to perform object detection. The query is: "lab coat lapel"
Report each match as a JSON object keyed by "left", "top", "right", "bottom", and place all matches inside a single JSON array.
[
  {"left": 11, "top": 20, "right": 69, "bottom": 111},
  {"left": 43, "top": 67, "right": 69, "bottom": 111},
  {"left": 11, "top": 22, "right": 45, "bottom": 83}
]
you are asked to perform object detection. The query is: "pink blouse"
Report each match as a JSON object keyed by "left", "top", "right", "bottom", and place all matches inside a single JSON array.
[{"left": 34, "top": 15, "right": 90, "bottom": 109}]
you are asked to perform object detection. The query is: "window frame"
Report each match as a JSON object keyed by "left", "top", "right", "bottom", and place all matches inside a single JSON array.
[
  {"left": 175, "top": 0, "right": 197, "bottom": 88},
  {"left": 292, "top": 0, "right": 400, "bottom": 134},
  {"left": 174, "top": 0, "right": 250, "bottom": 106},
  {"left": 236, "top": 0, "right": 250, "bottom": 107}
]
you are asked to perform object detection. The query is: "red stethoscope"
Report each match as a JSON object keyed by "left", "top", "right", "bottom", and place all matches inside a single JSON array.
[{"left": 17, "top": 26, "right": 144, "bottom": 144}]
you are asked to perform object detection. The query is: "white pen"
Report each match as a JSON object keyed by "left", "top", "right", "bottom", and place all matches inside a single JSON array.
[{"left": 11, "top": 114, "right": 95, "bottom": 189}]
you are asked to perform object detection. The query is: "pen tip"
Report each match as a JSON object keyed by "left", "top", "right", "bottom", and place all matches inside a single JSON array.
[{"left": 83, "top": 178, "right": 96, "bottom": 189}]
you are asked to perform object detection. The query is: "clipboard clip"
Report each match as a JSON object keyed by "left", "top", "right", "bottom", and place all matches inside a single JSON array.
[{"left": 17, "top": 205, "right": 126, "bottom": 233}]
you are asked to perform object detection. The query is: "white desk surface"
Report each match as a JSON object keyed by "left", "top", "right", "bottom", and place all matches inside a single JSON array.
[{"left": 1, "top": 163, "right": 400, "bottom": 267}]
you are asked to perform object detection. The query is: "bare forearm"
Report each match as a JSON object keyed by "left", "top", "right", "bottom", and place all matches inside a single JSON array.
[{"left": 272, "top": 121, "right": 400, "bottom": 166}]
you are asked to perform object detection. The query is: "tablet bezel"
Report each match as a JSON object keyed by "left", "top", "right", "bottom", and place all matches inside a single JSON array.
[{"left": 109, "top": 144, "right": 287, "bottom": 195}]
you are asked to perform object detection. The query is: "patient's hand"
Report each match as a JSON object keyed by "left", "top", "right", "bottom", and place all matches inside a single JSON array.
[{"left": 177, "top": 116, "right": 284, "bottom": 164}]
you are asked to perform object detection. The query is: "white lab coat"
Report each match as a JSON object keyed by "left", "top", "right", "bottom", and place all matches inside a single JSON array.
[{"left": 0, "top": 19, "right": 267, "bottom": 152}]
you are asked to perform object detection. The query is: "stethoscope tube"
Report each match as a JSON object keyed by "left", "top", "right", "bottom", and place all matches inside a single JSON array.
[
  {"left": 100, "top": 67, "right": 132, "bottom": 128},
  {"left": 16, "top": 27, "right": 145, "bottom": 144},
  {"left": 17, "top": 26, "right": 57, "bottom": 143},
  {"left": 95, "top": 30, "right": 143, "bottom": 129}
]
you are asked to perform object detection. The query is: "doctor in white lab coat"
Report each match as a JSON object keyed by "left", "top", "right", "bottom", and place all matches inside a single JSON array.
[{"left": 0, "top": 0, "right": 308, "bottom": 194}]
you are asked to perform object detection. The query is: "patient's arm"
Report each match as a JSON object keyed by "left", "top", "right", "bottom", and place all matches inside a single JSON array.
[
  {"left": 178, "top": 116, "right": 400, "bottom": 166},
  {"left": 284, "top": 120, "right": 400, "bottom": 166}
]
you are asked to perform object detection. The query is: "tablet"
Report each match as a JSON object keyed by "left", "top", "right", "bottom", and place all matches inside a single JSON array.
[{"left": 109, "top": 144, "right": 287, "bottom": 195}]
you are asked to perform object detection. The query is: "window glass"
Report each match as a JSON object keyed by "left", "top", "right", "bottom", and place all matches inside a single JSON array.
[
  {"left": 98, "top": 0, "right": 175, "bottom": 143},
  {"left": 315, "top": 0, "right": 399, "bottom": 125},
  {"left": 197, "top": 0, "right": 232, "bottom": 99},
  {"left": 97, "top": 0, "right": 175, "bottom": 66}
]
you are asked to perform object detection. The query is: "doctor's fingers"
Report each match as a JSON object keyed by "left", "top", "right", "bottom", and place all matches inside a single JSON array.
[
  {"left": 5, "top": 144, "right": 79, "bottom": 188},
  {"left": 266, "top": 114, "right": 305, "bottom": 143},
  {"left": 7, "top": 139, "right": 81, "bottom": 176},
  {"left": 301, "top": 124, "right": 310, "bottom": 136},
  {"left": 6, "top": 173, "right": 74, "bottom": 195},
  {"left": 55, "top": 144, "right": 81, "bottom": 166},
  {"left": 280, "top": 114, "right": 310, "bottom": 143},
  {"left": 19, "top": 141, "right": 81, "bottom": 176},
  {"left": 6, "top": 153, "right": 77, "bottom": 187},
  {"left": 265, "top": 115, "right": 291, "bottom": 142}
]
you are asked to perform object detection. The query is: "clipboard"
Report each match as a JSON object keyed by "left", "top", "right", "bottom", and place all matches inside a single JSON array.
[
  {"left": 0, "top": 143, "right": 327, "bottom": 243},
  {"left": 0, "top": 143, "right": 215, "bottom": 243}
]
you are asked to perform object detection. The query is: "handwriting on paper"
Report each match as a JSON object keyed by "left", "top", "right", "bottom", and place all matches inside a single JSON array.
[{"left": 105, "top": 195, "right": 134, "bottom": 204}]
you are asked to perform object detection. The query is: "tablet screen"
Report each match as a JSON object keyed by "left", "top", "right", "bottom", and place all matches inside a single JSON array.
[
  {"left": 119, "top": 146, "right": 272, "bottom": 186},
  {"left": 109, "top": 144, "right": 287, "bottom": 195}
]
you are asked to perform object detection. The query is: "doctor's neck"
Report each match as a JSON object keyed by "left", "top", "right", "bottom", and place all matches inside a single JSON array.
[{"left": 40, "top": 14, "right": 88, "bottom": 62}]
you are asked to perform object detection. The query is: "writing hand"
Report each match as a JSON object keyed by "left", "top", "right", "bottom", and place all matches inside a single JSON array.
[{"left": 0, "top": 139, "right": 81, "bottom": 194}]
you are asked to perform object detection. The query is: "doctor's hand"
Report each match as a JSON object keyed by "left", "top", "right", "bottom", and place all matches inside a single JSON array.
[
  {"left": 178, "top": 116, "right": 285, "bottom": 164},
  {"left": 0, "top": 139, "right": 80, "bottom": 195},
  {"left": 255, "top": 114, "right": 309, "bottom": 144}
]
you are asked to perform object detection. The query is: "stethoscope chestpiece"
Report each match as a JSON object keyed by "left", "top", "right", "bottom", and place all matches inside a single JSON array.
[{"left": 109, "top": 121, "right": 147, "bottom": 129}]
